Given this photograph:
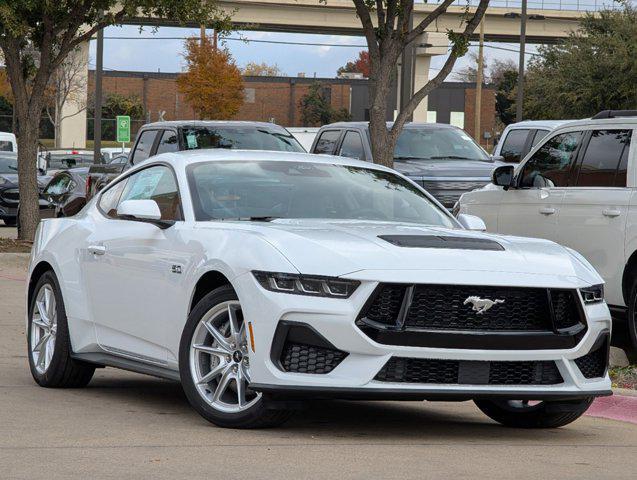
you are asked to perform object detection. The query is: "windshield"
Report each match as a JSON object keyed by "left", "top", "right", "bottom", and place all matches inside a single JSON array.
[
  {"left": 181, "top": 127, "right": 305, "bottom": 153},
  {"left": 47, "top": 153, "right": 95, "bottom": 170},
  {"left": 393, "top": 128, "right": 490, "bottom": 161},
  {"left": 187, "top": 160, "right": 455, "bottom": 227},
  {"left": 0, "top": 153, "right": 18, "bottom": 174}
]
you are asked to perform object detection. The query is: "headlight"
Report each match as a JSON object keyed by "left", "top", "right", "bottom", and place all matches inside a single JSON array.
[
  {"left": 252, "top": 271, "right": 360, "bottom": 298},
  {"left": 580, "top": 284, "right": 604, "bottom": 304}
]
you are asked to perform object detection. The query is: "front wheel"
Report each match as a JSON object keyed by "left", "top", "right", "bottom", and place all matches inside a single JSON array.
[
  {"left": 626, "top": 277, "right": 637, "bottom": 363},
  {"left": 179, "top": 285, "right": 292, "bottom": 428},
  {"left": 475, "top": 398, "right": 594, "bottom": 428}
]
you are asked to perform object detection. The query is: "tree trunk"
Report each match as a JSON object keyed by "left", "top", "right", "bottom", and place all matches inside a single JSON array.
[
  {"left": 16, "top": 120, "right": 41, "bottom": 241},
  {"left": 368, "top": 63, "right": 398, "bottom": 168}
]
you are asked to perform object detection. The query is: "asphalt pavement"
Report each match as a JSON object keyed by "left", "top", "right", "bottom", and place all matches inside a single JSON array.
[{"left": 1, "top": 228, "right": 636, "bottom": 479}]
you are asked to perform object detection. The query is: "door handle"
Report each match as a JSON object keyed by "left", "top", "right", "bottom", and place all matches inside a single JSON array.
[
  {"left": 539, "top": 207, "right": 556, "bottom": 215},
  {"left": 602, "top": 209, "right": 621, "bottom": 218},
  {"left": 88, "top": 245, "right": 106, "bottom": 256}
]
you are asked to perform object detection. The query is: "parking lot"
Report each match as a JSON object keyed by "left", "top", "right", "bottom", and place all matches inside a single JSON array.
[{"left": 1, "top": 224, "right": 636, "bottom": 480}]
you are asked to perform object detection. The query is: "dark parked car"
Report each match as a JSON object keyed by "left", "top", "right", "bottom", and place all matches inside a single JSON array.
[
  {"left": 85, "top": 121, "right": 305, "bottom": 200},
  {"left": 311, "top": 122, "right": 504, "bottom": 209},
  {"left": 36, "top": 168, "right": 89, "bottom": 219},
  {"left": 0, "top": 152, "right": 50, "bottom": 226}
]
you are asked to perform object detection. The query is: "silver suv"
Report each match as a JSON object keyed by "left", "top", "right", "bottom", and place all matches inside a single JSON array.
[{"left": 311, "top": 122, "right": 504, "bottom": 209}]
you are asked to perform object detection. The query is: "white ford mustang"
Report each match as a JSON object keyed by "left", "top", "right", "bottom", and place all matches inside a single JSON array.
[{"left": 26, "top": 150, "right": 612, "bottom": 428}]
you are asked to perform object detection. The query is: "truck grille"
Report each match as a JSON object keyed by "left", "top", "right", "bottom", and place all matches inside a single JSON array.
[
  {"left": 420, "top": 180, "right": 488, "bottom": 207},
  {"left": 0, "top": 188, "right": 19, "bottom": 204},
  {"left": 375, "top": 357, "right": 563, "bottom": 385}
]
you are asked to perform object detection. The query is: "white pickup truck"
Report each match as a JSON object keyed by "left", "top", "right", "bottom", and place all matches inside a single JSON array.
[{"left": 456, "top": 110, "right": 637, "bottom": 360}]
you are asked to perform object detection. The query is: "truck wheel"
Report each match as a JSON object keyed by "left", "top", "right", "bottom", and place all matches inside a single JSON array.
[{"left": 475, "top": 398, "right": 593, "bottom": 428}]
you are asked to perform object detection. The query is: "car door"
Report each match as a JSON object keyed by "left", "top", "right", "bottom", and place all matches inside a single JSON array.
[
  {"left": 557, "top": 128, "right": 633, "bottom": 307},
  {"left": 82, "top": 164, "right": 188, "bottom": 364},
  {"left": 497, "top": 130, "right": 584, "bottom": 241}
]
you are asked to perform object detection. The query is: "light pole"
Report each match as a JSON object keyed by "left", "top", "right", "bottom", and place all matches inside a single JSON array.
[{"left": 516, "top": 0, "right": 527, "bottom": 122}]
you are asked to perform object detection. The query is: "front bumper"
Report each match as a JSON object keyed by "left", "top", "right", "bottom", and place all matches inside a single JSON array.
[{"left": 235, "top": 272, "right": 613, "bottom": 400}]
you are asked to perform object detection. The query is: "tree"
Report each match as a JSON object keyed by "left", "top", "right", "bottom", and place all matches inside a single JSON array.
[
  {"left": 177, "top": 36, "right": 245, "bottom": 120},
  {"left": 0, "top": 1, "right": 230, "bottom": 241},
  {"left": 299, "top": 82, "right": 351, "bottom": 126},
  {"left": 87, "top": 93, "right": 144, "bottom": 141},
  {"left": 45, "top": 48, "right": 88, "bottom": 148},
  {"left": 523, "top": 6, "right": 637, "bottom": 120},
  {"left": 242, "top": 62, "right": 284, "bottom": 76},
  {"left": 337, "top": 50, "right": 371, "bottom": 77},
  {"left": 348, "top": 0, "right": 489, "bottom": 167}
]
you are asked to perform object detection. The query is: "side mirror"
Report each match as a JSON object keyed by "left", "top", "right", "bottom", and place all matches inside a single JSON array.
[
  {"left": 492, "top": 165, "right": 515, "bottom": 190},
  {"left": 457, "top": 213, "right": 486, "bottom": 232},
  {"left": 116, "top": 199, "right": 174, "bottom": 229}
]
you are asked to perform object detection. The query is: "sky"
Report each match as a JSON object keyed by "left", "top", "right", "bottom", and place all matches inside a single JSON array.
[{"left": 88, "top": 25, "right": 540, "bottom": 80}]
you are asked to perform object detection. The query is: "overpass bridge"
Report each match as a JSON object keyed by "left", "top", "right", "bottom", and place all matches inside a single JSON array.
[{"left": 60, "top": 0, "right": 592, "bottom": 147}]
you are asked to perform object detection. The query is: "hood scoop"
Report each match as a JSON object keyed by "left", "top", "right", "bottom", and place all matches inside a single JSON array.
[{"left": 378, "top": 235, "right": 504, "bottom": 251}]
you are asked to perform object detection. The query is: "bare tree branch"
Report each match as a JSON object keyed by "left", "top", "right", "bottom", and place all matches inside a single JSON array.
[{"left": 404, "top": 0, "right": 456, "bottom": 45}]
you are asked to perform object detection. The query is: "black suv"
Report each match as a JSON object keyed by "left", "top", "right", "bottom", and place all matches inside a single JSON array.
[
  {"left": 86, "top": 121, "right": 304, "bottom": 200},
  {"left": 311, "top": 122, "right": 504, "bottom": 209}
]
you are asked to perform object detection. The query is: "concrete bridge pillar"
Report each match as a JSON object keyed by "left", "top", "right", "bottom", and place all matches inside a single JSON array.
[
  {"left": 412, "top": 32, "right": 449, "bottom": 122},
  {"left": 57, "top": 42, "right": 89, "bottom": 148}
]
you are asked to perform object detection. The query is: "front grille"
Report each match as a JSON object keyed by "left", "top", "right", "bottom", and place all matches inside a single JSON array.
[
  {"left": 0, "top": 188, "right": 19, "bottom": 204},
  {"left": 375, "top": 357, "right": 563, "bottom": 385},
  {"left": 362, "top": 284, "right": 582, "bottom": 332},
  {"left": 575, "top": 337, "right": 609, "bottom": 379},
  {"left": 280, "top": 342, "right": 347, "bottom": 374},
  {"left": 421, "top": 180, "right": 488, "bottom": 191}
]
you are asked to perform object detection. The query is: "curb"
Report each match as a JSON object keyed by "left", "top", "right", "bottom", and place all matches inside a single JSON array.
[{"left": 587, "top": 392, "right": 637, "bottom": 425}]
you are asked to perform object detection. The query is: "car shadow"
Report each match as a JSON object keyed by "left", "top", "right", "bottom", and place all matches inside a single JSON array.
[{"left": 85, "top": 371, "right": 591, "bottom": 441}]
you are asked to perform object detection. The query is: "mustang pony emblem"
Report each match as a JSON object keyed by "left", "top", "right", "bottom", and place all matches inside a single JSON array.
[{"left": 463, "top": 296, "right": 505, "bottom": 315}]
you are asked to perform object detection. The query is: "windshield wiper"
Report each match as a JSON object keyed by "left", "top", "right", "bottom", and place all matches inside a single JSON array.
[
  {"left": 394, "top": 156, "right": 431, "bottom": 161},
  {"left": 218, "top": 216, "right": 282, "bottom": 222},
  {"left": 428, "top": 155, "right": 475, "bottom": 160}
]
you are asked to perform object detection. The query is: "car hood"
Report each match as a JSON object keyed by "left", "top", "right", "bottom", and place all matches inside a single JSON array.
[
  {"left": 393, "top": 159, "right": 503, "bottom": 179},
  {"left": 201, "top": 219, "right": 601, "bottom": 287},
  {"left": 0, "top": 173, "right": 18, "bottom": 186}
]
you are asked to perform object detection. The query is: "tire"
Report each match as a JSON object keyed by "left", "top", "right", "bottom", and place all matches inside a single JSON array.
[
  {"left": 179, "top": 285, "right": 292, "bottom": 428},
  {"left": 3, "top": 217, "right": 16, "bottom": 226},
  {"left": 475, "top": 397, "right": 594, "bottom": 428},
  {"left": 27, "top": 270, "right": 95, "bottom": 387},
  {"left": 626, "top": 277, "right": 637, "bottom": 363}
]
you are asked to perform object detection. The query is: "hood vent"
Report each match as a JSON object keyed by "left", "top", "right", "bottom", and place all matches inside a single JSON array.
[{"left": 378, "top": 235, "right": 504, "bottom": 251}]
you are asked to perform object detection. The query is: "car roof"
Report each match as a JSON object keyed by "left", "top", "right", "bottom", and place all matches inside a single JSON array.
[
  {"left": 144, "top": 149, "right": 395, "bottom": 173},
  {"left": 319, "top": 121, "right": 458, "bottom": 130},
  {"left": 552, "top": 117, "right": 637, "bottom": 129},
  {"left": 141, "top": 120, "right": 289, "bottom": 130},
  {"left": 504, "top": 120, "right": 571, "bottom": 130}
]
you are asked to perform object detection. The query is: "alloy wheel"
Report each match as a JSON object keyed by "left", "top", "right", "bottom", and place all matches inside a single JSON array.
[
  {"left": 30, "top": 284, "right": 58, "bottom": 374},
  {"left": 189, "top": 301, "right": 261, "bottom": 413}
]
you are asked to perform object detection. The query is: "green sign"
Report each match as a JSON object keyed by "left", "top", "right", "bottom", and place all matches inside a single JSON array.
[{"left": 116, "top": 115, "right": 131, "bottom": 143}]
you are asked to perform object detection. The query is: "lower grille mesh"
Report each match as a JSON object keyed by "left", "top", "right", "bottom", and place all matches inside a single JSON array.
[
  {"left": 375, "top": 357, "right": 563, "bottom": 385},
  {"left": 575, "top": 337, "right": 609, "bottom": 379},
  {"left": 280, "top": 342, "right": 347, "bottom": 374}
]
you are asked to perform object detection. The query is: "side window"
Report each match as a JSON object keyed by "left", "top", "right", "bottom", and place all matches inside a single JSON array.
[
  {"left": 339, "top": 131, "right": 366, "bottom": 161},
  {"left": 500, "top": 129, "right": 530, "bottom": 163},
  {"left": 575, "top": 130, "right": 632, "bottom": 187},
  {"left": 98, "top": 178, "right": 128, "bottom": 218},
  {"left": 155, "top": 130, "right": 179, "bottom": 155},
  {"left": 520, "top": 131, "right": 582, "bottom": 188},
  {"left": 44, "top": 175, "right": 71, "bottom": 195},
  {"left": 118, "top": 165, "right": 182, "bottom": 221},
  {"left": 531, "top": 129, "right": 549, "bottom": 147},
  {"left": 313, "top": 130, "right": 341, "bottom": 154},
  {"left": 130, "top": 130, "right": 158, "bottom": 165}
]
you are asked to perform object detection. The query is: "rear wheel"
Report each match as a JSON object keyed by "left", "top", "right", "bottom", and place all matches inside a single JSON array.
[
  {"left": 2, "top": 217, "right": 16, "bottom": 226},
  {"left": 475, "top": 398, "right": 593, "bottom": 428},
  {"left": 179, "top": 285, "right": 292, "bottom": 428},
  {"left": 27, "top": 271, "right": 95, "bottom": 387}
]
